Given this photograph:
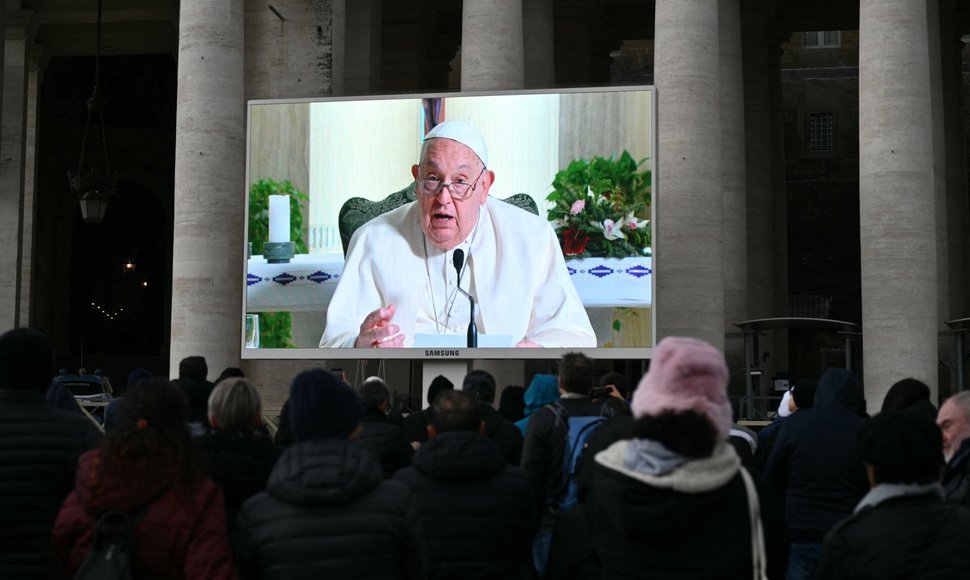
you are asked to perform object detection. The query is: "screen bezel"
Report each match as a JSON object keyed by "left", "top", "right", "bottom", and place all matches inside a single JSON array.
[{"left": 241, "top": 85, "right": 657, "bottom": 360}]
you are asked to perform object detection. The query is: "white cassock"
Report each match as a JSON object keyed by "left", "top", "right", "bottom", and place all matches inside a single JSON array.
[{"left": 319, "top": 197, "right": 596, "bottom": 348}]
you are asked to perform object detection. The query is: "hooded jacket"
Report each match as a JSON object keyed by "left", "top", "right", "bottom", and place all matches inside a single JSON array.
[
  {"left": 580, "top": 440, "right": 785, "bottom": 579},
  {"left": 50, "top": 449, "right": 237, "bottom": 580},
  {"left": 233, "top": 438, "right": 423, "bottom": 580},
  {"left": 393, "top": 431, "right": 535, "bottom": 580},
  {"left": 764, "top": 367, "right": 869, "bottom": 541},
  {"left": 515, "top": 375, "right": 560, "bottom": 435}
]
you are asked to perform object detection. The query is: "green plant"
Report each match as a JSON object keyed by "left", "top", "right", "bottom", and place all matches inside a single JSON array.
[
  {"left": 248, "top": 179, "right": 309, "bottom": 348},
  {"left": 546, "top": 151, "right": 652, "bottom": 258}
]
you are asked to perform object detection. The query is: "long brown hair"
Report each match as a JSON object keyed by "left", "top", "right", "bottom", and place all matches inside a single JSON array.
[{"left": 104, "top": 378, "right": 206, "bottom": 491}]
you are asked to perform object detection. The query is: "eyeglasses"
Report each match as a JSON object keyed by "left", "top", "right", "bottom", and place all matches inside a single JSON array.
[{"left": 416, "top": 166, "right": 486, "bottom": 201}]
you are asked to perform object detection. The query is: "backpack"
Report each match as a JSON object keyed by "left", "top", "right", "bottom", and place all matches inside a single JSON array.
[
  {"left": 549, "top": 401, "right": 611, "bottom": 511},
  {"left": 73, "top": 505, "right": 149, "bottom": 580}
]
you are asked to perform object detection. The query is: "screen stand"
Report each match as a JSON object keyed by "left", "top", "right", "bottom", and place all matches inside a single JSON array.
[{"left": 420, "top": 360, "right": 471, "bottom": 410}]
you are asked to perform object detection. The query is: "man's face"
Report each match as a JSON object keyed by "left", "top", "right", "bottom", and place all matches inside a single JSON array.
[
  {"left": 413, "top": 138, "right": 492, "bottom": 250},
  {"left": 937, "top": 399, "right": 970, "bottom": 462}
]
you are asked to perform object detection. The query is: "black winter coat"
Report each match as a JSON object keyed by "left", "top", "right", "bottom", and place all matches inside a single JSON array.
[
  {"left": 816, "top": 491, "right": 970, "bottom": 579},
  {"left": 580, "top": 441, "right": 787, "bottom": 580},
  {"left": 0, "top": 389, "right": 102, "bottom": 579},
  {"left": 479, "top": 403, "right": 523, "bottom": 465},
  {"left": 393, "top": 431, "right": 535, "bottom": 580},
  {"left": 198, "top": 430, "right": 282, "bottom": 526},
  {"left": 234, "top": 438, "right": 424, "bottom": 580},
  {"left": 358, "top": 413, "right": 414, "bottom": 478},
  {"left": 942, "top": 439, "right": 970, "bottom": 505},
  {"left": 764, "top": 368, "right": 869, "bottom": 541},
  {"left": 521, "top": 396, "right": 608, "bottom": 509}
]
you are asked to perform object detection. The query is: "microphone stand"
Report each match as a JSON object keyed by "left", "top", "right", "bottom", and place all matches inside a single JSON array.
[{"left": 453, "top": 249, "right": 478, "bottom": 348}]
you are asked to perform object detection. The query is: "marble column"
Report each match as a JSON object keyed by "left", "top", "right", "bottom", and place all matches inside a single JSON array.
[
  {"left": 654, "top": 0, "right": 723, "bottom": 349},
  {"left": 461, "top": 0, "right": 524, "bottom": 90},
  {"left": 859, "top": 0, "right": 939, "bottom": 406},
  {"left": 941, "top": 0, "right": 969, "bottom": 395},
  {"left": 169, "top": 0, "right": 245, "bottom": 377},
  {"left": 720, "top": 0, "right": 748, "bottom": 388},
  {"left": 17, "top": 44, "right": 42, "bottom": 326},
  {"left": 523, "top": 0, "right": 554, "bottom": 89},
  {"left": 344, "top": 0, "right": 381, "bottom": 95},
  {"left": 0, "top": 10, "right": 31, "bottom": 331}
]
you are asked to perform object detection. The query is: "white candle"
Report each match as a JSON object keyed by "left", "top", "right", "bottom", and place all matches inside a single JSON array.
[{"left": 268, "top": 195, "right": 290, "bottom": 243}]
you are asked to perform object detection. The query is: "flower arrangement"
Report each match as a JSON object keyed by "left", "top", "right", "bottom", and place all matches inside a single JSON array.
[{"left": 546, "top": 150, "right": 652, "bottom": 258}]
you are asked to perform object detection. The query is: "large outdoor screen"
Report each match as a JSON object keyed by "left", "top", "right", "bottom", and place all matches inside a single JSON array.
[{"left": 241, "top": 86, "right": 656, "bottom": 360}]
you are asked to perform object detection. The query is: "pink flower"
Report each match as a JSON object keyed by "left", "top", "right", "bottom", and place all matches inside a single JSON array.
[
  {"left": 596, "top": 219, "right": 626, "bottom": 241},
  {"left": 570, "top": 199, "right": 586, "bottom": 215}
]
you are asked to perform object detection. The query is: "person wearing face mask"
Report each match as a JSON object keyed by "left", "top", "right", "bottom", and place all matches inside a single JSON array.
[{"left": 318, "top": 120, "right": 595, "bottom": 349}]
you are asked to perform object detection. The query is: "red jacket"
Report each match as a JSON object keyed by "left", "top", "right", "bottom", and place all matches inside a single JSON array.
[{"left": 50, "top": 449, "right": 237, "bottom": 580}]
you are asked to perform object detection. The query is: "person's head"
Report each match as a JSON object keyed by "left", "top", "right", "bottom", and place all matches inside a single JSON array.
[
  {"left": 498, "top": 385, "right": 525, "bottom": 420},
  {"left": 600, "top": 372, "right": 632, "bottom": 400},
  {"left": 105, "top": 378, "right": 205, "bottom": 489},
  {"left": 0, "top": 327, "right": 54, "bottom": 392},
  {"left": 881, "top": 378, "right": 931, "bottom": 414},
  {"left": 178, "top": 356, "right": 208, "bottom": 382},
  {"left": 938, "top": 391, "right": 970, "bottom": 463},
  {"left": 524, "top": 373, "right": 560, "bottom": 413},
  {"left": 215, "top": 366, "right": 245, "bottom": 384},
  {"left": 789, "top": 379, "right": 816, "bottom": 413},
  {"left": 462, "top": 369, "right": 496, "bottom": 404},
  {"left": 329, "top": 368, "right": 349, "bottom": 384},
  {"left": 429, "top": 390, "right": 482, "bottom": 435},
  {"left": 631, "top": 336, "right": 732, "bottom": 450},
  {"left": 358, "top": 377, "right": 391, "bottom": 416},
  {"left": 558, "top": 352, "right": 595, "bottom": 396},
  {"left": 861, "top": 410, "right": 944, "bottom": 486},
  {"left": 427, "top": 374, "right": 454, "bottom": 406},
  {"left": 288, "top": 368, "right": 363, "bottom": 442},
  {"left": 126, "top": 367, "right": 152, "bottom": 390},
  {"left": 207, "top": 377, "right": 263, "bottom": 433},
  {"left": 412, "top": 121, "right": 494, "bottom": 250}
]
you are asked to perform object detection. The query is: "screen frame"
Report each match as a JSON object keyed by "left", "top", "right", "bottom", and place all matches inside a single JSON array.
[{"left": 240, "top": 85, "right": 657, "bottom": 361}]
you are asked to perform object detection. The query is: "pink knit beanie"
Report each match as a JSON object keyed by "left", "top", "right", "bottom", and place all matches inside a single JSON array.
[{"left": 632, "top": 336, "right": 732, "bottom": 439}]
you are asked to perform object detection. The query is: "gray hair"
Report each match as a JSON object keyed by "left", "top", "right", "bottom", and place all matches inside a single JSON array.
[
  {"left": 945, "top": 391, "right": 970, "bottom": 421},
  {"left": 207, "top": 377, "right": 263, "bottom": 432}
]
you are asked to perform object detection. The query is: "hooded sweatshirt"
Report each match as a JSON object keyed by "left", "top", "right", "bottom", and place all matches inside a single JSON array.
[{"left": 765, "top": 367, "right": 869, "bottom": 541}]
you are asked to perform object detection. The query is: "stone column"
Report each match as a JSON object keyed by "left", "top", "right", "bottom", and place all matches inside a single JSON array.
[
  {"left": 461, "top": 0, "right": 524, "bottom": 90},
  {"left": 859, "top": 0, "right": 939, "bottom": 406},
  {"left": 244, "top": 0, "right": 345, "bottom": 100},
  {"left": 720, "top": 0, "right": 748, "bottom": 388},
  {"left": 941, "top": 0, "right": 969, "bottom": 395},
  {"left": 654, "top": 0, "right": 723, "bottom": 349},
  {"left": 0, "top": 10, "right": 31, "bottom": 331},
  {"left": 523, "top": 0, "right": 554, "bottom": 89},
  {"left": 169, "top": 0, "right": 245, "bottom": 377},
  {"left": 344, "top": 0, "right": 381, "bottom": 95},
  {"left": 17, "top": 44, "right": 42, "bottom": 326}
]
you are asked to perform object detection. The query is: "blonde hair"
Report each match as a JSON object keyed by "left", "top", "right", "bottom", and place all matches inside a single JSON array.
[{"left": 207, "top": 377, "right": 262, "bottom": 432}]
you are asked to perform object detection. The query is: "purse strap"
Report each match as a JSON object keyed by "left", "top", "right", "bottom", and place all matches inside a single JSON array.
[{"left": 740, "top": 466, "right": 768, "bottom": 580}]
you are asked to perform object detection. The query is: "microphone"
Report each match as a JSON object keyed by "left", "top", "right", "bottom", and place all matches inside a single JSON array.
[{"left": 452, "top": 249, "right": 477, "bottom": 347}]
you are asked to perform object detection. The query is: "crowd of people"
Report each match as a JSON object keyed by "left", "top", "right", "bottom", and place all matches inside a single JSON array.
[{"left": 3, "top": 325, "right": 970, "bottom": 579}]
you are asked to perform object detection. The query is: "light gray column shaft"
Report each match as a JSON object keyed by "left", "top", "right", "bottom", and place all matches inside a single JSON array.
[
  {"left": 941, "top": 1, "right": 968, "bottom": 324},
  {"left": 523, "top": 0, "right": 554, "bottom": 89},
  {"left": 741, "top": 4, "right": 773, "bottom": 322},
  {"left": 244, "top": 0, "right": 345, "bottom": 99},
  {"left": 170, "top": 0, "right": 245, "bottom": 377},
  {"left": 344, "top": 0, "right": 381, "bottom": 95},
  {"left": 655, "top": 0, "right": 724, "bottom": 349},
  {"left": 461, "top": 0, "right": 524, "bottom": 91},
  {"left": 0, "top": 13, "right": 30, "bottom": 331},
  {"left": 719, "top": 0, "right": 747, "bottom": 385},
  {"left": 17, "top": 45, "right": 40, "bottom": 326},
  {"left": 859, "top": 0, "right": 939, "bottom": 407}
]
